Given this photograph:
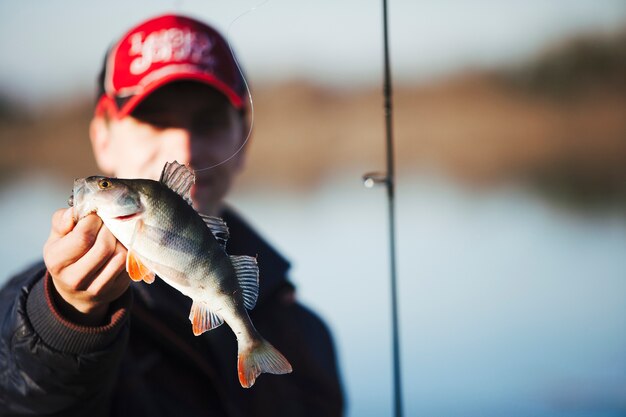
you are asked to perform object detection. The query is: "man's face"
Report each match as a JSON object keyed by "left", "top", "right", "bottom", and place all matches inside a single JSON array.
[{"left": 91, "top": 82, "right": 247, "bottom": 215}]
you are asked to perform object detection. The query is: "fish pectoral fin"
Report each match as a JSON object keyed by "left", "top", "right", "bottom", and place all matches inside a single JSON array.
[
  {"left": 126, "top": 250, "right": 156, "bottom": 284},
  {"left": 230, "top": 255, "right": 259, "bottom": 310},
  {"left": 124, "top": 219, "right": 155, "bottom": 284},
  {"left": 189, "top": 301, "right": 224, "bottom": 336}
]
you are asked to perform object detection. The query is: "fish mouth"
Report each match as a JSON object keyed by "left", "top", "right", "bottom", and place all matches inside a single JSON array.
[
  {"left": 114, "top": 212, "right": 141, "bottom": 221},
  {"left": 70, "top": 178, "right": 93, "bottom": 221}
]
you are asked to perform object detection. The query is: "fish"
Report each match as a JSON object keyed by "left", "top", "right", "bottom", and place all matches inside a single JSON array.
[{"left": 70, "top": 161, "right": 292, "bottom": 388}]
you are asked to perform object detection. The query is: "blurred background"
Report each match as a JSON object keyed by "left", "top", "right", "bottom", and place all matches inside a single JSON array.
[{"left": 1, "top": 0, "right": 625, "bottom": 416}]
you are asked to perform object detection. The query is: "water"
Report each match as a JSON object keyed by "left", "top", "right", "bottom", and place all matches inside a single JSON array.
[{"left": 1, "top": 173, "right": 625, "bottom": 417}]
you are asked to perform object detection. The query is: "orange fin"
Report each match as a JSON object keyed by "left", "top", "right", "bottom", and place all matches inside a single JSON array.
[
  {"left": 238, "top": 339, "right": 292, "bottom": 388},
  {"left": 126, "top": 250, "right": 155, "bottom": 284},
  {"left": 189, "top": 301, "right": 224, "bottom": 336}
]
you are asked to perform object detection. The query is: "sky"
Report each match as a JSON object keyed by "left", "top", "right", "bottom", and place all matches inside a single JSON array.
[{"left": 0, "top": 0, "right": 625, "bottom": 105}]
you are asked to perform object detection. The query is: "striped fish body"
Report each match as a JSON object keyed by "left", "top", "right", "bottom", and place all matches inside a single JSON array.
[
  {"left": 71, "top": 161, "right": 292, "bottom": 387},
  {"left": 105, "top": 178, "right": 234, "bottom": 298}
]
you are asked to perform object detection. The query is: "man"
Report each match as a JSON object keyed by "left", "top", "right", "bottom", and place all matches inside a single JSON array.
[{"left": 0, "top": 14, "right": 343, "bottom": 417}]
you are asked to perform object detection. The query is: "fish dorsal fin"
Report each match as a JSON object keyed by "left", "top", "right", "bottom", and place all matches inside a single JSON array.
[
  {"left": 230, "top": 255, "right": 259, "bottom": 310},
  {"left": 189, "top": 301, "right": 224, "bottom": 335},
  {"left": 200, "top": 214, "right": 230, "bottom": 248},
  {"left": 159, "top": 161, "right": 195, "bottom": 205}
]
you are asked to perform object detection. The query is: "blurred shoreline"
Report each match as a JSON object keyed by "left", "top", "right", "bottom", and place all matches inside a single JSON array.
[{"left": 1, "top": 28, "right": 624, "bottom": 211}]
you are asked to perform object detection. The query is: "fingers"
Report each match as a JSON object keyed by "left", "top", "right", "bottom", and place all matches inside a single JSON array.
[
  {"left": 44, "top": 210, "right": 129, "bottom": 296},
  {"left": 49, "top": 208, "right": 76, "bottom": 239},
  {"left": 61, "top": 224, "right": 125, "bottom": 291},
  {"left": 44, "top": 214, "right": 104, "bottom": 275},
  {"left": 87, "top": 241, "right": 129, "bottom": 298},
  {"left": 43, "top": 208, "right": 132, "bottom": 324}
]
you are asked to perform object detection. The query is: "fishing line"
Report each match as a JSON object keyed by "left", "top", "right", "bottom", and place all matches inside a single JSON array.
[{"left": 194, "top": 0, "right": 270, "bottom": 173}]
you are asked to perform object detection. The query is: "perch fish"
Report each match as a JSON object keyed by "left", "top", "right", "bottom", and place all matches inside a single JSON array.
[{"left": 70, "top": 161, "right": 292, "bottom": 388}]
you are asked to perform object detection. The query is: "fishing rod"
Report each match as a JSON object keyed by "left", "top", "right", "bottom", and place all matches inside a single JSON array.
[{"left": 362, "top": 0, "right": 403, "bottom": 416}]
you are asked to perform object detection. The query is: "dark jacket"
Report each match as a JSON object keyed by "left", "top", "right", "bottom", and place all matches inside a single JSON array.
[{"left": 0, "top": 208, "right": 344, "bottom": 417}]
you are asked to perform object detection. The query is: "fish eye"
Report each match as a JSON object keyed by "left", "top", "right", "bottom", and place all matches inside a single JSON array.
[{"left": 98, "top": 179, "right": 112, "bottom": 189}]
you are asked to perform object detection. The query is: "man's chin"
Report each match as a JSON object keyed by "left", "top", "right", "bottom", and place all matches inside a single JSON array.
[
  {"left": 194, "top": 201, "right": 222, "bottom": 217},
  {"left": 191, "top": 192, "right": 220, "bottom": 217}
]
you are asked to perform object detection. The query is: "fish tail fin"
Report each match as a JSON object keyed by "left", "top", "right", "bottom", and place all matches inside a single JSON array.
[{"left": 237, "top": 339, "right": 292, "bottom": 388}]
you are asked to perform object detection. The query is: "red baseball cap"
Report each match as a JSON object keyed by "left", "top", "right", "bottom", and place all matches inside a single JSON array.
[{"left": 96, "top": 14, "right": 247, "bottom": 118}]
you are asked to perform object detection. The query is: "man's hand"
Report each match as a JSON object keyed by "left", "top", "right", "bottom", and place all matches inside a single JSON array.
[{"left": 43, "top": 208, "right": 130, "bottom": 326}]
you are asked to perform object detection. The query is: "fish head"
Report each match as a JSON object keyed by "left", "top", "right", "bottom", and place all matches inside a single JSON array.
[{"left": 70, "top": 176, "right": 143, "bottom": 222}]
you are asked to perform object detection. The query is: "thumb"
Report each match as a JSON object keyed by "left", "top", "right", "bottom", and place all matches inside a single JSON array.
[
  {"left": 62, "top": 207, "right": 76, "bottom": 229},
  {"left": 51, "top": 208, "right": 76, "bottom": 238}
]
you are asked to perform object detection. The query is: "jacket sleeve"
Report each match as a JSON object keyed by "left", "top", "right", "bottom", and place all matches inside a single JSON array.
[{"left": 0, "top": 261, "right": 132, "bottom": 417}]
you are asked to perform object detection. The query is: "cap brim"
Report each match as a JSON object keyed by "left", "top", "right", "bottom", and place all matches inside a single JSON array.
[{"left": 112, "top": 72, "right": 246, "bottom": 119}]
